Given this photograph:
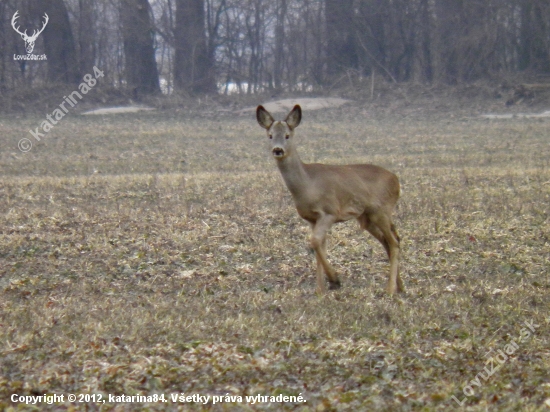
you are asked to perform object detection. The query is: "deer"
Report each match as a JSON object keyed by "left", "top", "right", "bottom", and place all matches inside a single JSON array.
[
  {"left": 12, "top": 11, "right": 49, "bottom": 54},
  {"left": 256, "top": 104, "right": 404, "bottom": 295}
]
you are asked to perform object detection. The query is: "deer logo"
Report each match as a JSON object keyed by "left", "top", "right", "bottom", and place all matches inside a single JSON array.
[{"left": 11, "top": 10, "right": 49, "bottom": 54}]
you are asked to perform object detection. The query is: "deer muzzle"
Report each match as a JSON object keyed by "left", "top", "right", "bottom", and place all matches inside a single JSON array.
[{"left": 272, "top": 147, "right": 285, "bottom": 158}]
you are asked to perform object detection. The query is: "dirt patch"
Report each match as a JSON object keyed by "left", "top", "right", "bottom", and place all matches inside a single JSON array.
[
  {"left": 239, "top": 97, "right": 351, "bottom": 115},
  {"left": 480, "top": 110, "right": 550, "bottom": 119},
  {"left": 82, "top": 106, "right": 156, "bottom": 115}
]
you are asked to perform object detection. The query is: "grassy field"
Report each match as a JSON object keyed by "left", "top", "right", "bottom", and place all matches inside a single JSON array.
[{"left": 0, "top": 102, "right": 549, "bottom": 411}]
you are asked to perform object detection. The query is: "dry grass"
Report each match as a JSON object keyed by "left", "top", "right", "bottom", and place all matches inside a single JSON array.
[{"left": 0, "top": 105, "right": 549, "bottom": 411}]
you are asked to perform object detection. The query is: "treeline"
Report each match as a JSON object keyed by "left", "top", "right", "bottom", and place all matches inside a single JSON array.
[{"left": 0, "top": 0, "right": 549, "bottom": 96}]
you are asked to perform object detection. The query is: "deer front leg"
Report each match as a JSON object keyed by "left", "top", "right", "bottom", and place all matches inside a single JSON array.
[
  {"left": 314, "top": 250, "right": 326, "bottom": 294},
  {"left": 310, "top": 216, "right": 340, "bottom": 293}
]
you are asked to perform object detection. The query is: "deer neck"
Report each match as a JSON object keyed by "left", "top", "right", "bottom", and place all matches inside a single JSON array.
[{"left": 276, "top": 148, "right": 310, "bottom": 199}]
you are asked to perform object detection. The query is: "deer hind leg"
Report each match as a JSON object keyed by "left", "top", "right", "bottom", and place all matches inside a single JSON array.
[
  {"left": 359, "top": 213, "right": 403, "bottom": 294},
  {"left": 310, "top": 216, "right": 340, "bottom": 294},
  {"left": 389, "top": 223, "right": 404, "bottom": 292}
]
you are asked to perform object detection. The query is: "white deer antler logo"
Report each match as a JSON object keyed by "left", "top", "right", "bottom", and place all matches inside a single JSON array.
[{"left": 12, "top": 10, "right": 49, "bottom": 54}]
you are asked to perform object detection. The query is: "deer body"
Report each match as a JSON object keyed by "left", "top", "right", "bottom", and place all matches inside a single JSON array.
[{"left": 257, "top": 104, "right": 403, "bottom": 294}]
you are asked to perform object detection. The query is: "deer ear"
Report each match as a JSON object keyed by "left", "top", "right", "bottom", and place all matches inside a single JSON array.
[
  {"left": 256, "top": 105, "right": 274, "bottom": 130},
  {"left": 285, "top": 105, "right": 302, "bottom": 130}
]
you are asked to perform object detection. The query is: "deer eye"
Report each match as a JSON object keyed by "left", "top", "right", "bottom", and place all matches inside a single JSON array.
[
  {"left": 269, "top": 135, "right": 273, "bottom": 139},
  {"left": 285, "top": 135, "right": 289, "bottom": 140}
]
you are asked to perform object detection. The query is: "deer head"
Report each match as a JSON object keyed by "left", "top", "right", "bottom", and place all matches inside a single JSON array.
[
  {"left": 257, "top": 105, "right": 302, "bottom": 160},
  {"left": 12, "top": 11, "right": 49, "bottom": 54}
]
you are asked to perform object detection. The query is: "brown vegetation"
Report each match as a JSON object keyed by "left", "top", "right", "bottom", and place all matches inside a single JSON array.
[{"left": 0, "top": 102, "right": 549, "bottom": 410}]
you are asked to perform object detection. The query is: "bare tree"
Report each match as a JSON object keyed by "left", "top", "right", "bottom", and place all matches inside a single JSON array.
[
  {"left": 325, "top": 0, "right": 357, "bottom": 79},
  {"left": 78, "top": 0, "right": 96, "bottom": 75},
  {"left": 120, "top": 0, "right": 161, "bottom": 96},
  {"left": 418, "top": 0, "right": 434, "bottom": 82},
  {"left": 174, "top": 0, "right": 216, "bottom": 94},
  {"left": 2, "top": 0, "right": 550, "bottom": 101},
  {"left": 27, "top": 0, "right": 79, "bottom": 84},
  {"left": 273, "top": 0, "right": 287, "bottom": 91},
  {"left": 245, "top": 0, "right": 266, "bottom": 93},
  {"left": 356, "top": 0, "right": 387, "bottom": 77},
  {"left": 519, "top": 0, "right": 550, "bottom": 72},
  {"left": 0, "top": 1, "right": 9, "bottom": 89}
]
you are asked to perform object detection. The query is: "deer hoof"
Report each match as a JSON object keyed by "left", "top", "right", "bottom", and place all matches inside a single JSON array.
[
  {"left": 386, "top": 284, "right": 397, "bottom": 295},
  {"left": 328, "top": 280, "right": 341, "bottom": 290}
]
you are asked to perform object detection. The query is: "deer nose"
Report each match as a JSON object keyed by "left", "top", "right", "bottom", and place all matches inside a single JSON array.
[{"left": 272, "top": 148, "right": 285, "bottom": 158}]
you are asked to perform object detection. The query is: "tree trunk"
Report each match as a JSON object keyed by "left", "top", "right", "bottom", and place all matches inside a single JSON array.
[
  {"left": 274, "top": 0, "right": 287, "bottom": 91},
  {"left": 434, "top": 0, "right": 462, "bottom": 84},
  {"left": 357, "top": 0, "right": 386, "bottom": 76},
  {"left": 120, "top": 0, "right": 161, "bottom": 96},
  {"left": 325, "top": 0, "right": 357, "bottom": 78},
  {"left": 419, "top": 0, "right": 433, "bottom": 82},
  {"left": 30, "top": 0, "right": 80, "bottom": 84},
  {"left": 0, "top": 1, "right": 6, "bottom": 88},
  {"left": 174, "top": 0, "right": 216, "bottom": 94},
  {"left": 519, "top": 1, "right": 550, "bottom": 73},
  {"left": 78, "top": 0, "right": 96, "bottom": 76}
]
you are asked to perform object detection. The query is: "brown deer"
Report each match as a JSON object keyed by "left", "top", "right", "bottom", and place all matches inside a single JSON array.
[{"left": 256, "top": 104, "right": 403, "bottom": 294}]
